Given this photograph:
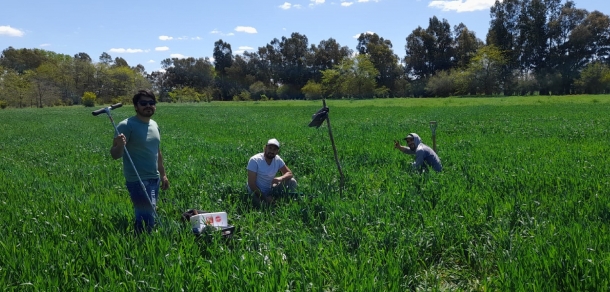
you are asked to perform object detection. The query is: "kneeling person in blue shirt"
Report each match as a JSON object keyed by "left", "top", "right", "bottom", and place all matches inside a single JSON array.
[
  {"left": 247, "top": 138, "right": 297, "bottom": 207},
  {"left": 394, "top": 133, "right": 442, "bottom": 173}
]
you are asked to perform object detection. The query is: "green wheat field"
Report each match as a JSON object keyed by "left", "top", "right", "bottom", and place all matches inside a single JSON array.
[{"left": 1, "top": 96, "right": 609, "bottom": 291}]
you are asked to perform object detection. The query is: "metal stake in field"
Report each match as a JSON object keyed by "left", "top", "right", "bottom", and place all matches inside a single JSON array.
[
  {"left": 309, "top": 99, "right": 345, "bottom": 197},
  {"left": 429, "top": 121, "right": 438, "bottom": 153},
  {"left": 92, "top": 103, "right": 157, "bottom": 217}
]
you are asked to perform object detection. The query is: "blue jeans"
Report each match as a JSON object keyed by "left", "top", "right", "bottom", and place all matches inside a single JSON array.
[{"left": 126, "top": 178, "right": 159, "bottom": 234}]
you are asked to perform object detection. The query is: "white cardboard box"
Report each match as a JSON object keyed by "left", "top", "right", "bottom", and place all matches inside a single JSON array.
[{"left": 190, "top": 212, "right": 228, "bottom": 232}]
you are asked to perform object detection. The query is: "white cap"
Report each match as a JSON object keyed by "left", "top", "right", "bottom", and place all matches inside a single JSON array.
[{"left": 266, "top": 138, "right": 280, "bottom": 148}]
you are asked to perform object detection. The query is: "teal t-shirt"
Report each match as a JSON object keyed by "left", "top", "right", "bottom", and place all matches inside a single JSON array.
[{"left": 116, "top": 116, "right": 160, "bottom": 182}]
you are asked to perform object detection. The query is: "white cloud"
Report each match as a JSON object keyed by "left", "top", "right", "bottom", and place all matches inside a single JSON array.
[
  {"left": 235, "top": 45, "right": 254, "bottom": 54},
  {"left": 191, "top": 36, "right": 202, "bottom": 40},
  {"left": 156, "top": 68, "right": 166, "bottom": 73},
  {"left": 109, "top": 48, "right": 148, "bottom": 53},
  {"left": 170, "top": 53, "right": 186, "bottom": 59},
  {"left": 148, "top": 60, "right": 155, "bottom": 63},
  {"left": 235, "top": 26, "right": 258, "bottom": 34},
  {"left": 341, "top": 2, "right": 354, "bottom": 6},
  {"left": 353, "top": 31, "right": 375, "bottom": 38},
  {"left": 159, "top": 35, "right": 173, "bottom": 41},
  {"left": 0, "top": 25, "right": 24, "bottom": 37},
  {"left": 40, "top": 43, "right": 51, "bottom": 47},
  {"left": 281, "top": 2, "right": 302, "bottom": 8},
  {"left": 155, "top": 46, "right": 169, "bottom": 51},
  {"left": 358, "top": 0, "right": 380, "bottom": 2},
  {"left": 428, "top": 0, "right": 495, "bottom": 12},
  {"left": 308, "top": 0, "right": 323, "bottom": 7},
  {"left": 211, "top": 29, "right": 235, "bottom": 37}
]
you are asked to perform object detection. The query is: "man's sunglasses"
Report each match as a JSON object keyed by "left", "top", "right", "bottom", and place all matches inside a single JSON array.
[{"left": 138, "top": 100, "right": 156, "bottom": 106}]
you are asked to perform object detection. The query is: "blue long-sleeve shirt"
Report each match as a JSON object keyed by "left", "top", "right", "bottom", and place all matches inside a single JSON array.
[{"left": 401, "top": 133, "right": 442, "bottom": 172}]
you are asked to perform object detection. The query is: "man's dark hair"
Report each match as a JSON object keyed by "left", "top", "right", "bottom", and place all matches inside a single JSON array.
[{"left": 132, "top": 89, "right": 156, "bottom": 105}]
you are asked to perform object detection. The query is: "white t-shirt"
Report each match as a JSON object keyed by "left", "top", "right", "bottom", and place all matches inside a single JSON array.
[{"left": 246, "top": 153, "right": 285, "bottom": 195}]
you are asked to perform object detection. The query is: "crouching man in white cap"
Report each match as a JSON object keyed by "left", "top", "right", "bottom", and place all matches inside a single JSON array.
[
  {"left": 394, "top": 133, "right": 442, "bottom": 173},
  {"left": 247, "top": 138, "right": 298, "bottom": 207}
]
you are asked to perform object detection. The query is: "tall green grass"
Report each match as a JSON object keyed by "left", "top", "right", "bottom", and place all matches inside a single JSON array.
[{"left": 1, "top": 95, "right": 609, "bottom": 291}]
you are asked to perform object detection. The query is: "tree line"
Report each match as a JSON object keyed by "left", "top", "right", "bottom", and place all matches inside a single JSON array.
[{"left": 1, "top": 0, "right": 609, "bottom": 108}]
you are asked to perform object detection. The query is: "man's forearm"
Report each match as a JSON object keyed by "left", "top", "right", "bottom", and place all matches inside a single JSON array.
[
  {"left": 399, "top": 146, "right": 415, "bottom": 155},
  {"left": 110, "top": 145, "right": 123, "bottom": 159},
  {"left": 279, "top": 172, "right": 293, "bottom": 181}
]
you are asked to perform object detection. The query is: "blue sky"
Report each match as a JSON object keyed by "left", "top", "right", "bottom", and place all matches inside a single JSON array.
[{"left": 1, "top": 0, "right": 609, "bottom": 73}]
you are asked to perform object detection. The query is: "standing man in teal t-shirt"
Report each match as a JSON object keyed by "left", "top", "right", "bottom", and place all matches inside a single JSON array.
[{"left": 110, "top": 89, "right": 170, "bottom": 234}]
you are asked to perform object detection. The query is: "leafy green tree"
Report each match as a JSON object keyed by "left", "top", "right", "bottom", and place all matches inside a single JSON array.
[
  {"left": 161, "top": 57, "right": 214, "bottom": 93},
  {"left": 392, "top": 76, "right": 413, "bottom": 97},
  {"left": 99, "top": 52, "right": 113, "bottom": 65},
  {"left": 249, "top": 81, "right": 271, "bottom": 101},
  {"left": 1, "top": 69, "right": 32, "bottom": 108},
  {"left": 233, "top": 90, "right": 251, "bottom": 101},
  {"left": 41, "top": 52, "right": 77, "bottom": 103},
  {"left": 426, "top": 17, "right": 455, "bottom": 73},
  {"left": 0, "top": 47, "right": 49, "bottom": 74},
  {"left": 276, "top": 84, "right": 293, "bottom": 100},
  {"left": 547, "top": 2, "right": 589, "bottom": 94},
  {"left": 405, "top": 26, "right": 435, "bottom": 79},
  {"left": 425, "top": 70, "right": 455, "bottom": 97},
  {"left": 113, "top": 57, "right": 129, "bottom": 68},
  {"left": 487, "top": 0, "right": 522, "bottom": 95},
  {"left": 225, "top": 54, "right": 255, "bottom": 99},
  {"left": 517, "top": 0, "right": 564, "bottom": 95},
  {"left": 356, "top": 32, "right": 401, "bottom": 96},
  {"left": 300, "top": 80, "right": 323, "bottom": 100},
  {"left": 275, "top": 32, "right": 312, "bottom": 99},
  {"left": 454, "top": 23, "right": 484, "bottom": 69},
  {"left": 30, "top": 63, "right": 62, "bottom": 107},
  {"left": 94, "top": 62, "right": 112, "bottom": 102},
  {"left": 574, "top": 62, "right": 610, "bottom": 93},
  {"left": 213, "top": 39, "right": 235, "bottom": 100},
  {"left": 213, "top": 39, "right": 233, "bottom": 76},
  {"left": 168, "top": 86, "right": 204, "bottom": 102},
  {"left": 453, "top": 69, "right": 477, "bottom": 96},
  {"left": 468, "top": 45, "right": 507, "bottom": 95},
  {"left": 108, "top": 66, "right": 134, "bottom": 99},
  {"left": 147, "top": 71, "right": 170, "bottom": 102},
  {"left": 81, "top": 91, "right": 97, "bottom": 107},
  {"left": 310, "top": 38, "right": 352, "bottom": 83},
  {"left": 73, "top": 52, "right": 96, "bottom": 98},
  {"left": 405, "top": 17, "right": 461, "bottom": 83},
  {"left": 339, "top": 54, "right": 379, "bottom": 99},
  {"left": 243, "top": 51, "right": 273, "bottom": 87},
  {"left": 320, "top": 68, "right": 342, "bottom": 99}
]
